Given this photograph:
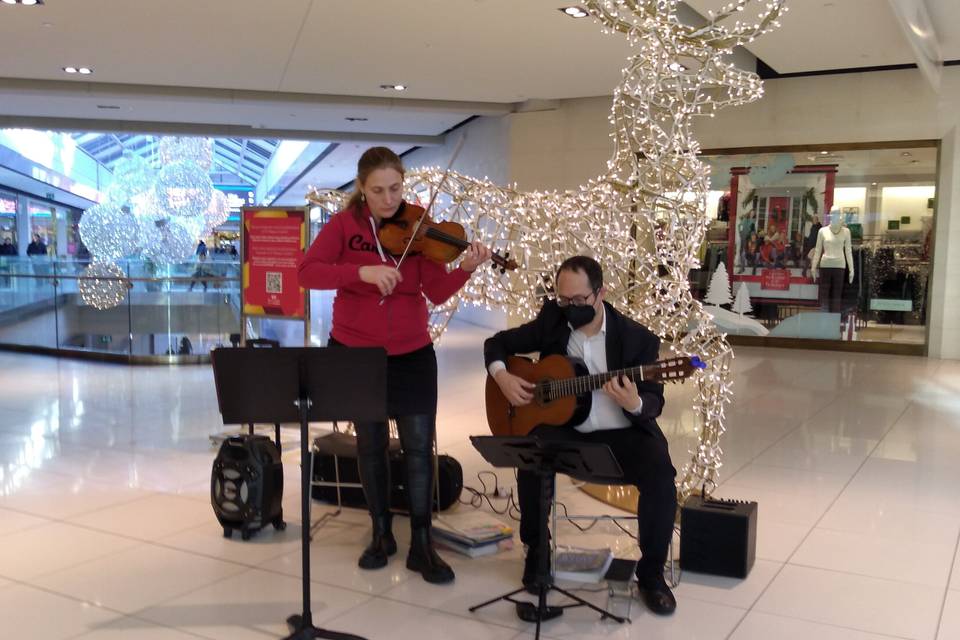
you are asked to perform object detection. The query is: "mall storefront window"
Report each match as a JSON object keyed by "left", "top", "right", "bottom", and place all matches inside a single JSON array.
[
  {"left": 691, "top": 143, "right": 937, "bottom": 354},
  {"left": 0, "top": 190, "right": 16, "bottom": 255}
]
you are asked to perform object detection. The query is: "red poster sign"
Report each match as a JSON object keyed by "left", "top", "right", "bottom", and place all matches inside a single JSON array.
[
  {"left": 242, "top": 208, "right": 307, "bottom": 318},
  {"left": 760, "top": 268, "right": 791, "bottom": 291}
]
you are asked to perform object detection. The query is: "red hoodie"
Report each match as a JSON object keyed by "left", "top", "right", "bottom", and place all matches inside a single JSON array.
[{"left": 297, "top": 203, "right": 471, "bottom": 355}]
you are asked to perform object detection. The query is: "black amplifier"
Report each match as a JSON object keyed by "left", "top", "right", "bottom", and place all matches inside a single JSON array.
[{"left": 679, "top": 495, "right": 757, "bottom": 579}]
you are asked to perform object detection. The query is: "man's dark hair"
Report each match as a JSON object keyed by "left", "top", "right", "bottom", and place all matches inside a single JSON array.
[{"left": 557, "top": 255, "right": 603, "bottom": 291}]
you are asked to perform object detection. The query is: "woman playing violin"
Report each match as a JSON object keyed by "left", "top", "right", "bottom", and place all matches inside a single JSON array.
[{"left": 297, "top": 146, "right": 491, "bottom": 584}]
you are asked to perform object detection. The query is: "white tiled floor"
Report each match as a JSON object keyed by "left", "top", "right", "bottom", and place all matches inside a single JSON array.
[{"left": 1, "top": 321, "right": 959, "bottom": 639}]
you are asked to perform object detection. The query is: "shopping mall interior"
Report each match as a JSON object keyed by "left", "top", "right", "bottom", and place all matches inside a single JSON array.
[{"left": 1, "top": 1, "right": 960, "bottom": 639}]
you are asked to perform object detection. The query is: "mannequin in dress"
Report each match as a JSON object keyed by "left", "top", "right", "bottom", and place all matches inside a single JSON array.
[{"left": 811, "top": 210, "right": 854, "bottom": 313}]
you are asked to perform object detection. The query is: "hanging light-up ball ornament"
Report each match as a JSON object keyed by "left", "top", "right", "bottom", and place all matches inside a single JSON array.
[
  {"left": 104, "top": 153, "right": 155, "bottom": 205},
  {"left": 140, "top": 213, "right": 202, "bottom": 263},
  {"left": 159, "top": 137, "right": 214, "bottom": 172},
  {"left": 203, "top": 189, "right": 230, "bottom": 234},
  {"left": 79, "top": 261, "right": 129, "bottom": 310},
  {"left": 78, "top": 203, "right": 139, "bottom": 261},
  {"left": 153, "top": 160, "right": 214, "bottom": 219}
]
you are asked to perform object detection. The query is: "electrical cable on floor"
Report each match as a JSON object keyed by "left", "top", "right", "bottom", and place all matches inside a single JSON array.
[{"left": 459, "top": 470, "right": 521, "bottom": 520}]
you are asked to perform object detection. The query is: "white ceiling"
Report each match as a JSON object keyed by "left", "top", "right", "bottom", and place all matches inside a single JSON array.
[
  {"left": 685, "top": 0, "right": 960, "bottom": 75},
  {"left": 0, "top": 1, "right": 955, "bottom": 105},
  {"left": 0, "top": 0, "right": 956, "bottom": 205},
  {"left": 0, "top": 0, "right": 634, "bottom": 103}
]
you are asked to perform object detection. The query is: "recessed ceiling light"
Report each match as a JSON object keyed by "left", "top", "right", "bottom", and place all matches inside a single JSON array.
[
  {"left": 379, "top": 84, "right": 406, "bottom": 91},
  {"left": 559, "top": 6, "right": 589, "bottom": 18},
  {"left": 900, "top": 151, "right": 912, "bottom": 157},
  {"left": 78, "top": 67, "right": 92, "bottom": 74},
  {"left": 668, "top": 62, "right": 688, "bottom": 72},
  {"left": 871, "top": 182, "right": 877, "bottom": 185},
  {"left": 819, "top": 151, "right": 829, "bottom": 155},
  {"left": 63, "top": 66, "right": 77, "bottom": 73},
  {"left": 3, "top": 0, "right": 45, "bottom": 5}
]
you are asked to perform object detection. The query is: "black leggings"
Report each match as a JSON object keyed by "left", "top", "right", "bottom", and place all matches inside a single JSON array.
[
  {"left": 819, "top": 267, "right": 845, "bottom": 313},
  {"left": 355, "top": 415, "right": 435, "bottom": 529}
]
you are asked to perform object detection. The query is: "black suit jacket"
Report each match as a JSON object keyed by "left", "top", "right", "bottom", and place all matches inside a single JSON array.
[{"left": 483, "top": 300, "right": 665, "bottom": 435}]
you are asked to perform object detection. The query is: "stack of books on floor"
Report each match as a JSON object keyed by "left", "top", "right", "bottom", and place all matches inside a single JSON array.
[
  {"left": 433, "top": 512, "right": 514, "bottom": 558},
  {"left": 553, "top": 546, "right": 614, "bottom": 583}
]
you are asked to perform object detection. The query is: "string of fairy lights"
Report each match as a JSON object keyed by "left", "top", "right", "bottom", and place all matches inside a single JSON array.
[{"left": 309, "top": 0, "right": 787, "bottom": 503}]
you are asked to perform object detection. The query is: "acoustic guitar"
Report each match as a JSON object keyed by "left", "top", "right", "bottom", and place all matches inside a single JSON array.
[{"left": 485, "top": 354, "right": 705, "bottom": 436}]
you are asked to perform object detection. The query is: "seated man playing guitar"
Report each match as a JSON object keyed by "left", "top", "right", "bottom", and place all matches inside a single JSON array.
[{"left": 484, "top": 255, "right": 677, "bottom": 615}]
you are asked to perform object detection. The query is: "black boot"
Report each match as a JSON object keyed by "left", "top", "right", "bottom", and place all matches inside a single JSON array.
[
  {"left": 397, "top": 414, "right": 455, "bottom": 584},
  {"left": 355, "top": 421, "right": 395, "bottom": 570},
  {"left": 358, "top": 513, "right": 397, "bottom": 570},
  {"left": 407, "top": 524, "right": 454, "bottom": 584}
]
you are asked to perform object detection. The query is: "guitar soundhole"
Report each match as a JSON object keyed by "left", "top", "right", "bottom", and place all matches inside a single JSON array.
[{"left": 534, "top": 380, "right": 553, "bottom": 406}]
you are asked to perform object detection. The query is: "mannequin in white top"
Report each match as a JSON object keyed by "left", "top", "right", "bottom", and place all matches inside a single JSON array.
[{"left": 811, "top": 210, "right": 854, "bottom": 313}]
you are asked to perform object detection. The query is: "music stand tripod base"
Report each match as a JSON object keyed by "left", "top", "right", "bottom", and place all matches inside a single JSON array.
[{"left": 466, "top": 436, "right": 628, "bottom": 639}]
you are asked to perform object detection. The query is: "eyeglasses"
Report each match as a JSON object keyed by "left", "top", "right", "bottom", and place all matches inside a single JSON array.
[{"left": 555, "top": 290, "right": 598, "bottom": 307}]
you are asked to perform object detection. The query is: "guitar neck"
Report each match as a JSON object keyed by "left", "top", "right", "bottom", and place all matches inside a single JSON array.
[{"left": 552, "top": 365, "right": 651, "bottom": 399}]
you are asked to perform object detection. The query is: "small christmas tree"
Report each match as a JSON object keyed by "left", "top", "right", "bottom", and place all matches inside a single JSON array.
[
  {"left": 704, "top": 262, "right": 732, "bottom": 307},
  {"left": 732, "top": 282, "right": 753, "bottom": 316}
]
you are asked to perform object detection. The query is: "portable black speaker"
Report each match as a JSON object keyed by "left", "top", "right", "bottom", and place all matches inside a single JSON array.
[
  {"left": 211, "top": 434, "right": 285, "bottom": 540},
  {"left": 679, "top": 495, "right": 757, "bottom": 579}
]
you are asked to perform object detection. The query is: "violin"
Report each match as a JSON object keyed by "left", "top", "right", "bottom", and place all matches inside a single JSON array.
[{"left": 377, "top": 202, "right": 518, "bottom": 273}]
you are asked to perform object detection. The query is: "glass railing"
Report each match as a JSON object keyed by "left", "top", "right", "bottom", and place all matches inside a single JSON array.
[{"left": 0, "top": 256, "right": 241, "bottom": 361}]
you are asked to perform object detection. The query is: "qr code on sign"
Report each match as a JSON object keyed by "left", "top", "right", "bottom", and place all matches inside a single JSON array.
[{"left": 266, "top": 272, "right": 282, "bottom": 294}]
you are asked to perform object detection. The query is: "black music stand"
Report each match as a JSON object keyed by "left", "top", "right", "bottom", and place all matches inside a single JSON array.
[
  {"left": 211, "top": 347, "right": 387, "bottom": 640},
  {"left": 468, "top": 435, "right": 628, "bottom": 640}
]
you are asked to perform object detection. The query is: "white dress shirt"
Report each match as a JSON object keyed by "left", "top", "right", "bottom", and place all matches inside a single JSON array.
[{"left": 488, "top": 306, "right": 641, "bottom": 434}]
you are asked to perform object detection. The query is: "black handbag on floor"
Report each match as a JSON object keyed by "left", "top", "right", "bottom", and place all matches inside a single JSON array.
[
  {"left": 211, "top": 433, "right": 286, "bottom": 540},
  {"left": 311, "top": 432, "right": 463, "bottom": 511}
]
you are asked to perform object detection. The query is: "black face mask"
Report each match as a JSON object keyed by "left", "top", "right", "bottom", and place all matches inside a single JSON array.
[{"left": 562, "top": 303, "right": 596, "bottom": 329}]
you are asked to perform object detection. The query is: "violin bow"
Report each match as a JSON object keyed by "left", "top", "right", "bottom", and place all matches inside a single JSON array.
[{"left": 392, "top": 134, "right": 467, "bottom": 272}]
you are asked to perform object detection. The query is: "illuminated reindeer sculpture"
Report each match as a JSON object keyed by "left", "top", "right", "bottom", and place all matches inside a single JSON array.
[{"left": 309, "top": 0, "right": 787, "bottom": 501}]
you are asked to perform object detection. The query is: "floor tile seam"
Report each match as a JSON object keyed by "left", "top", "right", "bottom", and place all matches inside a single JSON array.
[
  {"left": 812, "top": 523, "right": 960, "bottom": 548},
  {"left": 0, "top": 575, "right": 134, "bottom": 620},
  {"left": 784, "top": 560, "right": 951, "bottom": 589},
  {"left": 774, "top": 400, "right": 918, "bottom": 572},
  {"left": 62, "top": 613, "right": 213, "bottom": 640},
  {"left": 143, "top": 535, "right": 306, "bottom": 573},
  {"left": 718, "top": 401, "right": 845, "bottom": 487},
  {"left": 18, "top": 518, "right": 272, "bottom": 578},
  {"left": 734, "top": 401, "right": 918, "bottom": 629},
  {"left": 0, "top": 536, "right": 153, "bottom": 584},
  {"left": 248, "top": 559, "right": 416, "bottom": 600},
  {"left": 731, "top": 608, "right": 925, "bottom": 640},
  {"left": 723, "top": 393, "right": 914, "bottom": 492},
  {"left": 721, "top": 605, "right": 753, "bottom": 640},
  {"left": 662, "top": 589, "right": 751, "bottom": 612},
  {"left": 934, "top": 527, "right": 960, "bottom": 640},
  {"left": 0, "top": 514, "right": 54, "bottom": 539},
  {"left": 55, "top": 490, "right": 173, "bottom": 520},
  {"left": 116, "top": 557, "right": 289, "bottom": 617},
  {"left": 717, "top": 462, "right": 852, "bottom": 495},
  {"left": 334, "top": 587, "right": 535, "bottom": 636}
]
